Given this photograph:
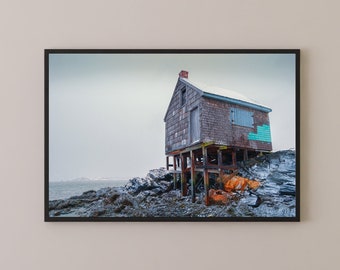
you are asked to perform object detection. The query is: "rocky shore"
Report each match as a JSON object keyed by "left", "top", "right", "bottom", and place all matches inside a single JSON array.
[{"left": 49, "top": 150, "right": 296, "bottom": 218}]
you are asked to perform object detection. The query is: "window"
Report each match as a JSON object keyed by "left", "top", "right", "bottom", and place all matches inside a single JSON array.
[
  {"left": 230, "top": 108, "right": 254, "bottom": 128},
  {"left": 181, "top": 87, "right": 186, "bottom": 106}
]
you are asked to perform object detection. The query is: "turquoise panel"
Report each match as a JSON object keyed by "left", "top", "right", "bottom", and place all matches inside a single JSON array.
[{"left": 248, "top": 124, "right": 271, "bottom": 142}]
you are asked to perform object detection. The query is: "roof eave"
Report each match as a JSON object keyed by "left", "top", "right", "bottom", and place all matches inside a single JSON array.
[{"left": 202, "top": 92, "right": 272, "bottom": 113}]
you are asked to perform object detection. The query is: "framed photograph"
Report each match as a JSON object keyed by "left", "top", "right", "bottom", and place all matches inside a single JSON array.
[{"left": 45, "top": 49, "right": 300, "bottom": 222}]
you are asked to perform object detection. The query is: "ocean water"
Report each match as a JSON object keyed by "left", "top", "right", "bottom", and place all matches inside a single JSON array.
[{"left": 49, "top": 180, "right": 128, "bottom": 201}]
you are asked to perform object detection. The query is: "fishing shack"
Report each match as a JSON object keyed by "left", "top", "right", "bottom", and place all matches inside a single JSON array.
[{"left": 164, "top": 70, "right": 272, "bottom": 205}]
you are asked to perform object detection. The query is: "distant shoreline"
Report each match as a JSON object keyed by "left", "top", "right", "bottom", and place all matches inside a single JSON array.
[
  {"left": 49, "top": 179, "right": 128, "bottom": 201},
  {"left": 49, "top": 177, "right": 132, "bottom": 183}
]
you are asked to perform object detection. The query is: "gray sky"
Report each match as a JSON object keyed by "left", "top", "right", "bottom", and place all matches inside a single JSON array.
[{"left": 49, "top": 53, "right": 296, "bottom": 181}]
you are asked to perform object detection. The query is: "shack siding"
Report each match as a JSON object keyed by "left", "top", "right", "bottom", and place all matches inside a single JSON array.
[
  {"left": 201, "top": 97, "right": 272, "bottom": 151},
  {"left": 165, "top": 78, "right": 272, "bottom": 154},
  {"left": 165, "top": 81, "right": 201, "bottom": 153}
]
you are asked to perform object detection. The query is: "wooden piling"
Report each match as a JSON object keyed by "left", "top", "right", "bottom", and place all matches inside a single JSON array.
[
  {"left": 217, "top": 149, "right": 224, "bottom": 190},
  {"left": 180, "top": 154, "right": 187, "bottom": 196},
  {"left": 202, "top": 146, "right": 209, "bottom": 206},
  {"left": 190, "top": 150, "right": 196, "bottom": 203},
  {"left": 243, "top": 149, "right": 248, "bottom": 161},
  {"left": 173, "top": 156, "right": 177, "bottom": 190},
  {"left": 232, "top": 149, "right": 237, "bottom": 166}
]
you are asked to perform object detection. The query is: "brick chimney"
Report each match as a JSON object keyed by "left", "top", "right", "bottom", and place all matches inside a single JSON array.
[{"left": 179, "top": 70, "right": 189, "bottom": 79}]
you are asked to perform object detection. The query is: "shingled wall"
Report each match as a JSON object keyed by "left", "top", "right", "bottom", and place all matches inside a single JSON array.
[
  {"left": 165, "top": 78, "right": 272, "bottom": 154},
  {"left": 165, "top": 81, "right": 201, "bottom": 153},
  {"left": 200, "top": 97, "right": 272, "bottom": 151}
]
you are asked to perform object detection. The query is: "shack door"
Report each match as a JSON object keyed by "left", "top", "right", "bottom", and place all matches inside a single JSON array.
[{"left": 190, "top": 107, "right": 200, "bottom": 143}]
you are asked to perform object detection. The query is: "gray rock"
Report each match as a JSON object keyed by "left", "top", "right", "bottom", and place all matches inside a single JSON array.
[
  {"left": 280, "top": 184, "right": 296, "bottom": 196},
  {"left": 49, "top": 151, "right": 297, "bottom": 218}
]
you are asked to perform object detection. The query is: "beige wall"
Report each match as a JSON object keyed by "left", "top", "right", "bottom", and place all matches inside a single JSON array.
[{"left": 1, "top": 0, "right": 338, "bottom": 269}]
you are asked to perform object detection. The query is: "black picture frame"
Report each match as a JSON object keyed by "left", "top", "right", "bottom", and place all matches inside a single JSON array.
[{"left": 45, "top": 49, "right": 300, "bottom": 222}]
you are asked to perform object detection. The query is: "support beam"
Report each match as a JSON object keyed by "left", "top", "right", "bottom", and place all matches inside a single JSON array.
[
  {"left": 173, "top": 156, "right": 177, "bottom": 190},
  {"left": 180, "top": 154, "right": 187, "bottom": 196},
  {"left": 243, "top": 149, "right": 248, "bottom": 161},
  {"left": 217, "top": 149, "right": 224, "bottom": 190},
  {"left": 166, "top": 156, "right": 169, "bottom": 170},
  {"left": 202, "top": 146, "right": 209, "bottom": 206},
  {"left": 232, "top": 150, "right": 237, "bottom": 167},
  {"left": 190, "top": 150, "right": 196, "bottom": 203},
  {"left": 204, "top": 170, "right": 209, "bottom": 206},
  {"left": 166, "top": 141, "right": 214, "bottom": 156}
]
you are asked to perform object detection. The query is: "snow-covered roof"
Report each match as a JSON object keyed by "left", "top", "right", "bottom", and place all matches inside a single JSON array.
[{"left": 180, "top": 77, "right": 272, "bottom": 113}]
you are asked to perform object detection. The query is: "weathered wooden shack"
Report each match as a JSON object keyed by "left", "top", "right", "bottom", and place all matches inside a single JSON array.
[{"left": 164, "top": 70, "right": 272, "bottom": 205}]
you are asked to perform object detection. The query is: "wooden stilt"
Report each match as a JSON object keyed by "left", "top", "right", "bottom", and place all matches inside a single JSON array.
[
  {"left": 243, "top": 149, "right": 248, "bottom": 161},
  {"left": 180, "top": 154, "right": 187, "bottom": 196},
  {"left": 202, "top": 146, "right": 209, "bottom": 206},
  {"left": 204, "top": 170, "right": 209, "bottom": 206},
  {"left": 232, "top": 149, "right": 237, "bottom": 166},
  {"left": 190, "top": 150, "right": 196, "bottom": 203},
  {"left": 166, "top": 156, "right": 169, "bottom": 170},
  {"left": 173, "top": 156, "right": 177, "bottom": 190},
  {"left": 217, "top": 149, "right": 223, "bottom": 190}
]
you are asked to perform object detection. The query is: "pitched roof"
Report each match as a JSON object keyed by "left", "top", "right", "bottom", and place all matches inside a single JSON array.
[
  {"left": 180, "top": 77, "right": 272, "bottom": 113},
  {"left": 164, "top": 76, "right": 272, "bottom": 121}
]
